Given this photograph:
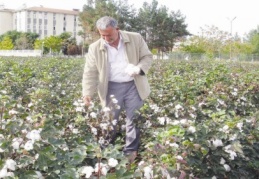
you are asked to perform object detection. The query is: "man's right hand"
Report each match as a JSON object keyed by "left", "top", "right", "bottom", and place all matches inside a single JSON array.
[{"left": 83, "top": 96, "right": 92, "bottom": 106}]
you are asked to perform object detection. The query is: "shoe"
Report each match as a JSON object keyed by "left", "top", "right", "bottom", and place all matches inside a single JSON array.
[{"left": 125, "top": 151, "right": 138, "bottom": 164}]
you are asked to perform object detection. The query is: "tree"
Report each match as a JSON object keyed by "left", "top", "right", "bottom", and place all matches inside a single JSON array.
[
  {"left": 0, "top": 30, "right": 22, "bottom": 44},
  {"left": 0, "top": 30, "right": 38, "bottom": 50},
  {"left": 15, "top": 35, "right": 31, "bottom": 50},
  {"left": 78, "top": 0, "right": 190, "bottom": 53},
  {"left": 58, "top": 32, "right": 77, "bottom": 55},
  {"left": 43, "top": 36, "right": 63, "bottom": 54},
  {"left": 23, "top": 32, "right": 39, "bottom": 49},
  {"left": 67, "top": 44, "right": 80, "bottom": 55},
  {"left": 180, "top": 25, "right": 231, "bottom": 58},
  {"left": 79, "top": 0, "right": 118, "bottom": 43},
  {"left": 136, "top": 0, "right": 190, "bottom": 53},
  {"left": 114, "top": 0, "right": 137, "bottom": 31},
  {"left": 245, "top": 28, "right": 259, "bottom": 54},
  {"left": 0, "top": 36, "right": 14, "bottom": 50},
  {"left": 179, "top": 36, "right": 206, "bottom": 54},
  {"left": 167, "top": 10, "right": 190, "bottom": 51},
  {"left": 179, "top": 25, "right": 253, "bottom": 59}
]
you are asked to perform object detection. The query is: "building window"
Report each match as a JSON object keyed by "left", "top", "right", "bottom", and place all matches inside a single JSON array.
[
  {"left": 63, "top": 27, "right": 66, "bottom": 32},
  {"left": 33, "top": 12, "right": 36, "bottom": 18},
  {"left": 74, "top": 16, "right": 77, "bottom": 26},
  {"left": 27, "top": 24, "right": 31, "bottom": 32},
  {"left": 27, "top": 18, "right": 31, "bottom": 24},
  {"left": 63, "top": 15, "right": 66, "bottom": 27},
  {"left": 14, "top": 18, "right": 17, "bottom": 29},
  {"left": 44, "top": 12, "right": 47, "bottom": 19},
  {"left": 39, "top": 12, "right": 42, "bottom": 19}
]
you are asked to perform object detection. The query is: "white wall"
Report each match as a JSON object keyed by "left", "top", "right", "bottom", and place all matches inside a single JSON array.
[
  {"left": 0, "top": 10, "right": 13, "bottom": 34},
  {"left": 0, "top": 50, "right": 42, "bottom": 57}
]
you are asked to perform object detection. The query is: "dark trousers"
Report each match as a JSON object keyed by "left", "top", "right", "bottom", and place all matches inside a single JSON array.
[{"left": 106, "top": 81, "right": 143, "bottom": 153}]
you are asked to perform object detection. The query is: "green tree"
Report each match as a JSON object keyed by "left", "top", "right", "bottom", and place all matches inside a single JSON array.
[
  {"left": 0, "top": 30, "right": 22, "bottom": 43},
  {"left": 246, "top": 28, "right": 259, "bottom": 54},
  {"left": 0, "top": 36, "right": 14, "bottom": 50},
  {"left": 15, "top": 35, "right": 31, "bottom": 50},
  {"left": 180, "top": 25, "right": 231, "bottom": 58},
  {"left": 0, "top": 30, "right": 38, "bottom": 50},
  {"left": 44, "top": 36, "right": 63, "bottom": 54},
  {"left": 114, "top": 0, "right": 137, "bottom": 31},
  {"left": 58, "top": 32, "right": 78, "bottom": 55},
  {"left": 23, "top": 32, "right": 39, "bottom": 48},
  {"left": 136, "top": 0, "right": 189, "bottom": 52},
  {"left": 34, "top": 39, "right": 46, "bottom": 54},
  {"left": 79, "top": 0, "right": 189, "bottom": 52},
  {"left": 79, "top": 0, "right": 118, "bottom": 42},
  {"left": 179, "top": 36, "right": 206, "bottom": 54},
  {"left": 179, "top": 25, "right": 254, "bottom": 59}
]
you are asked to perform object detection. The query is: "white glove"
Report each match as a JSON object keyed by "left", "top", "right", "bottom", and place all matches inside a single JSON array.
[{"left": 125, "top": 64, "right": 141, "bottom": 77}]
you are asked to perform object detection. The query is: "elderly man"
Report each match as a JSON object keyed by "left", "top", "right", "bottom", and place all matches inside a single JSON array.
[{"left": 82, "top": 16, "right": 153, "bottom": 162}]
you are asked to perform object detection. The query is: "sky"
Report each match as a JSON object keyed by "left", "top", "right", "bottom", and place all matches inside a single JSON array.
[{"left": 1, "top": 0, "right": 258, "bottom": 38}]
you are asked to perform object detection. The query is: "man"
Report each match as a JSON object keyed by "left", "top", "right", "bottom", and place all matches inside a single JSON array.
[{"left": 82, "top": 16, "right": 153, "bottom": 162}]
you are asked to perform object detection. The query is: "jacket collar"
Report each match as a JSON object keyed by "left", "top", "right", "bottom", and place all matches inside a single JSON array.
[
  {"left": 99, "top": 30, "right": 130, "bottom": 51},
  {"left": 120, "top": 31, "right": 130, "bottom": 43}
]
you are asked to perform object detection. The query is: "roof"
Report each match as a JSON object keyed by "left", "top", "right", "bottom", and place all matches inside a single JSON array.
[
  {"left": 17, "top": 6, "right": 80, "bottom": 15},
  {"left": 0, "top": 8, "right": 15, "bottom": 12}
]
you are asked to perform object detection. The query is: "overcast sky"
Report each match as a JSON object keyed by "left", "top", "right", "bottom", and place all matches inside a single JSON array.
[{"left": 1, "top": 0, "right": 258, "bottom": 37}]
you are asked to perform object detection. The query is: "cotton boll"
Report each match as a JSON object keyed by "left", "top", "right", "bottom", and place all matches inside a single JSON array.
[
  {"left": 125, "top": 64, "right": 140, "bottom": 77},
  {"left": 223, "top": 164, "right": 231, "bottom": 172},
  {"left": 108, "top": 158, "right": 118, "bottom": 167}
]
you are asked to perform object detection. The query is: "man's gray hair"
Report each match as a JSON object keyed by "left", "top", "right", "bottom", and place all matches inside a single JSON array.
[{"left": 96, "top": 16, "right": 118, "bottom": 30}]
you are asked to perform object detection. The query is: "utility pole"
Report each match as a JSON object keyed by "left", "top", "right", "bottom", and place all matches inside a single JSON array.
[{"left": 228, "top": 17, "right": 236, "bottom": 60}]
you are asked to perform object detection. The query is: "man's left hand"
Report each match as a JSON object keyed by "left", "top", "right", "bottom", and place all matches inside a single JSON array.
[{"left": 125, "top": 64, "right": 141, "bottom": 77}]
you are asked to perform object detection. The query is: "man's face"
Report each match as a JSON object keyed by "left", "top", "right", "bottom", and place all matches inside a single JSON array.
[{"left": 98, "top": 26, "right": 119, "bottom": 44}]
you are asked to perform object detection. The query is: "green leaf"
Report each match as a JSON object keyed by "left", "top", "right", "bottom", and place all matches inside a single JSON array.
[{"left": 60, "top": 168, "right": 79, "bottom": 179}]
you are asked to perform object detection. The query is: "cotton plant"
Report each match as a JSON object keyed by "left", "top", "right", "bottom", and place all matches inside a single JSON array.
[
  {"left": 77, "top": 157, "right": 121, "bottom": 178},
  {"left": 1, "top": 57, "right": 259, "bottom": 179},
  {"left": 83, "top": 94, "right": 122, "bottom": 146},
  {"left": 138, "top": 120, "right": 190, "bottom": 178},
  {"left": 0, "top": 159, "right": 16, "bottom": 178},
  {"left": 73, "top": 95, "right": 134, "bottom": 178}
]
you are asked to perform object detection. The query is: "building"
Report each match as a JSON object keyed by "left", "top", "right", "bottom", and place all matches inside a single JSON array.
[
  {"left": 0, "top": 5, "right": 14, "bottom": 35},
  {"left": 0, "top": 4, "right": 83, "bottom": 43}
]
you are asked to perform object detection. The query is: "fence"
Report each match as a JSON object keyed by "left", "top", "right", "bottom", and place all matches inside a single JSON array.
[
  {"left": 1, "top": 50, "right": 259, "bottom": 62},
  {"left": 155, "top": 52, "right": 259, "bottom": 62}
]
